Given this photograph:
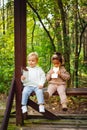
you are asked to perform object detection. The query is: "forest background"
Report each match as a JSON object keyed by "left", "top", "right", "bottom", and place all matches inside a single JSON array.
[{"left": 0, "top": 0, "right": 87, "bottom": 94}]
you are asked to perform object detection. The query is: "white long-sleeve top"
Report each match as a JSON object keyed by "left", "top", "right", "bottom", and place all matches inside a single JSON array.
[{"left": 21, "top": 66, "right": 46, "bottom": 87}]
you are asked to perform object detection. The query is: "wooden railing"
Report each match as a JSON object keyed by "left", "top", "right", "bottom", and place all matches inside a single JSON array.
[{"left": 0, "top": 77, "right": 15, "bottom": 130}]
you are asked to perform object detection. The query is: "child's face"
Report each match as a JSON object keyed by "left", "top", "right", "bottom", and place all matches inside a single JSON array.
[
  {"left": 52, "top": 59, "right": 61, "bottom": 67},
  {"left": 27, "top": 55, "right": 38, "bottom": 67},
  {"left": 52, "top": 54, "right": 61, "bottom": 67}
]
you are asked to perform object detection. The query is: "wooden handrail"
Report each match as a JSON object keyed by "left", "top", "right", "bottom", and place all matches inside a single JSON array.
[{"left": 0, "top": 77, "right": 15, "bottom": 130}]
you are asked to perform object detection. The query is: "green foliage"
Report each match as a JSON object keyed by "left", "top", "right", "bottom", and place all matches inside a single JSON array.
[
  {"left": 0, "top": 32, "right": 14, "bottom": 94},
  {"left": 27, "top": 22, "right": 54, "bottom": 72},
  {"left": 0, "top": 0, "right": 87, "bottom": 94}
]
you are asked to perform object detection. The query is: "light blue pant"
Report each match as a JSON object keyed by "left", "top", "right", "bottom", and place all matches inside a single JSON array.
[{"left": 21, "top": 86, "right": 44, "bottom": 105}]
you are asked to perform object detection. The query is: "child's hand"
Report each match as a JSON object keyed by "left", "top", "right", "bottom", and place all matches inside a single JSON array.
[
  {"left": 58, "top": 70, "right": 61, "bottom": 75},
  {"left": 21, "top": 75, "right": 26, "bottom": 80},
  {"left": 38, "top": 85, "right": 43, "bottom": 89},
  {"left": 49, "top": 69, "right": 54, "bottom": 75}
]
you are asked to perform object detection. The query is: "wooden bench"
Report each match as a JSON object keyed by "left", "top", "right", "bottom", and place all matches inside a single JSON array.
[{"left": 44, "top": 87, "right": 87, "bottom": 96}]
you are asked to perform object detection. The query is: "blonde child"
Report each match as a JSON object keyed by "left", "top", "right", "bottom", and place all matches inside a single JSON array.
[
  {"left": 45, "top": 52, "right": 70, "bottom": 111},
  {"left": 21, "top": 52, "right": 46, "bottom": 116}
]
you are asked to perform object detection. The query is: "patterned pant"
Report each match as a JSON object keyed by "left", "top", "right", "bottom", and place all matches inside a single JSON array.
[{"left": 47, "top": 84, "right": 67, "bottom": 104}]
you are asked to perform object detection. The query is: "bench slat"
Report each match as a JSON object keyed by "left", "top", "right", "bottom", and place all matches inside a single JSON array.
[
  {"left": 43, "top": 88, "right": 87, "bottom": 96},
  {"left": 66, "top": 88, "right": 87, "bottom": 95}
]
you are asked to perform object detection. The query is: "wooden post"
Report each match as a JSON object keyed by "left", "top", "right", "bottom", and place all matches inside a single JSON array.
[{"left": 14, "top": 0, "right": 26, "bottom": 125}]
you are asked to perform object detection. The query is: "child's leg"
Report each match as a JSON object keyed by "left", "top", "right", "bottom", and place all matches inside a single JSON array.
[
  {"left": 47, "top": 84, "right": 57, "bottom": 97},
  {"left": 44, "top": 84, "right": 57, "bottom": 101},
  {"left": 21, "top": 86, "right": 33, "bottom": 113},
  {"left": 21, "top": 86, "right": 34, "bottom": 105},
  {"left": 35, "top": 87, "right": 45, "bottom": 112},
  {"left": 35, "top": 87, "right": 44, "bottom": 104},
  {"left": 57, "top": 85, "right": 68, "bottom": 111}
]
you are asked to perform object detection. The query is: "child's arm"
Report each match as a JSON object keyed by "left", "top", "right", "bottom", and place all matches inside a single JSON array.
[
  {"left": 38, "top": 68, "right": 46, "bottom": 89},
  {"left": 58, "top": 67, "right": 70, "bottom": 81},
  {"left": 21, "top": 75, "right": 26, "bottom": 81},
  {"left": 38, "top": 85, "right": 44, "bottom": 89},
  {"left": 46, "top": 69, "right": 54, "bottom": 81}
]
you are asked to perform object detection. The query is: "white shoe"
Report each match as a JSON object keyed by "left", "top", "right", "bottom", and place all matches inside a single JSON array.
[
  {"left": 39, "top": 105, "right": 45, "bottom": 113},
  {"left": 21, "top": 106, "right": 27, "bottom": 113}
]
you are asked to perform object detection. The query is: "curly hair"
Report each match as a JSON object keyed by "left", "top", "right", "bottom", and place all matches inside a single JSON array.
[{"left": 51, "top": 52, "right": 62, "bottom": 64}]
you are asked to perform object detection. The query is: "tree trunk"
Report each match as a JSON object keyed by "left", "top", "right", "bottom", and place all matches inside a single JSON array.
[
  {"left": 83, "top": 28, "right": 87, "bottom": 65},
  {"left": 31, "top": 17, "right": 36, "bottom": 51},
  {"left": 54, "top": 1, "right": 62, "bottom": 52},
  {"left": 2, "top": 0, "right": 5, "bottom": 34},
  {"left": 57, "top": 0, "right": 70, "bottom": 73},
  {"left": 74, "top": 0, "right": 79, "bottom": 88}
]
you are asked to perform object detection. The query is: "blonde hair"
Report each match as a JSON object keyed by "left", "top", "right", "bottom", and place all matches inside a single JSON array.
[{"left": 27, "top": 52, "right": 38, "bottom": 60}]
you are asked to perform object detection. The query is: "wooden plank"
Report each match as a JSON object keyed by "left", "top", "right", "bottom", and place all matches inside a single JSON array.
[
  {"left": 43, "top": 88, "right": 87, "bottom": 96},
  {"left": 66, "top": 88, "right": 87, "bottom": 95},
  {"left": 13, "top": 115, "right": 87, "bottom": 130},
  {"left": 27, "top": 99, "right": 58, "bottom": 119},
  {"left": 52, "top": 88, "right": 87, "bottom": 96}
]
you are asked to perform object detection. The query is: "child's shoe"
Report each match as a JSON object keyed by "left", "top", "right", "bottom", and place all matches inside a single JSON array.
[
  {"left": 21, "top": 106, "right": 28, "bottom": 120},
  {"left": 21, "top": 105, "right": 27, "bottom": 113},
  {"left": 62, "top": 103, "right": 68, "bottom": 111},
  {"left": 39, "top": 105, "right": 45, "bottom": 113}
]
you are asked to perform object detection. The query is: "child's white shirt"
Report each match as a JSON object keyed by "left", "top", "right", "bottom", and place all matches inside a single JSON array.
[
  {"left": 21, "top": 66, "right": 46, "bottom": 87},
  {"left": 53, "top": 67, "right": 59, "bottom": 73},
  {"left": 51, "top": 67, "right": 59, "bottom": 78}
]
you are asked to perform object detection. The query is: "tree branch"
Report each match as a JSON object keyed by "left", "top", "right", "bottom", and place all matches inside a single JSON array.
[{"left": 27, "top": 1, "right": 56, "bottom": 51}]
